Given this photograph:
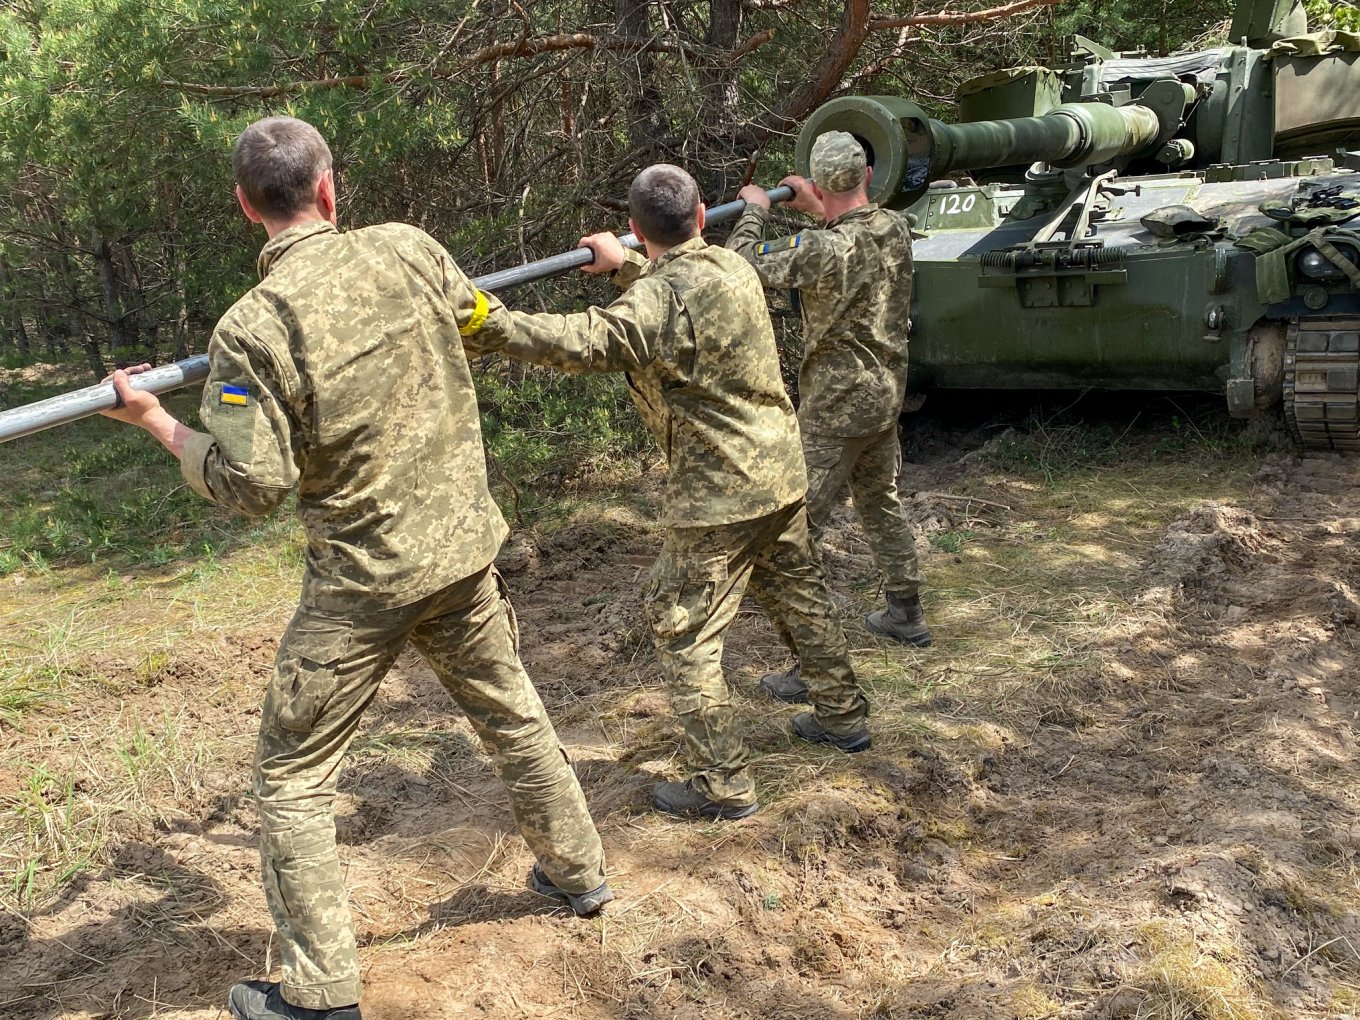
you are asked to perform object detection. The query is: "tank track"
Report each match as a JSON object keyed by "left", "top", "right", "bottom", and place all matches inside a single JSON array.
[{"left": 1284, "top": 316, "right": 1360, "bottom": 452}]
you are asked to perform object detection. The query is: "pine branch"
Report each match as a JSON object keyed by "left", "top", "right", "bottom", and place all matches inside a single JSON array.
[
  {"left": 162, "top": 32, "right": 720, "bottom": 99},
  {"left": 868, "top": 0, "right": 1067, "bottom": 31}
]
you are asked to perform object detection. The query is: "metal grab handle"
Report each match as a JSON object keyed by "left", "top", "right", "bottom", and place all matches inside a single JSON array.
[{"left": 0, "top": 185, "right": 795, "bottom": 444}]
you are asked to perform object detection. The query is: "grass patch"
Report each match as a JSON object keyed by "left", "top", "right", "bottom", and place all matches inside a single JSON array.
[
  {"left": 0, "top": 385, "right": 264, "bottom": 575},
  {"left": 1, "top": 709, "right": 224, "bottom": 909},
  {"left": 973, "top": 400, "right": 1275, "bottom": 488},
  {"left": 4, "top": 763, "right": 104, "bottom": 905},
  {"left": 1134, "top": 922, "right": 1279, "bottom": 1020},
  {"left": 928, "top": 528, "right": 977, "bottom": 554}
]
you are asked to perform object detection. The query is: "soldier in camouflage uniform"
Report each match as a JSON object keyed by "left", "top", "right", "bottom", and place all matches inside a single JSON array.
[
  {"left": 462, "top": 164, "right": 871, "bottom": 821},
  {"left": 728, "top": 131, "right": 932, "bottom": 705},
  {"left": 101, "top": 117, "right": 610, "bottom": 1020}
]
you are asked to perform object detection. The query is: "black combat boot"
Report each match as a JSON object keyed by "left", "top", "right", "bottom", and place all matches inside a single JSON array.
[
  {"left": 759, "top": 661, "right": 808, "bottom": 703},
  {"left": 528, "top": 863, "right": 615, "bottom": 916},
  {"left": 652, "top": 780, "right": 759, "bottom": 820},
  {"left": 791, "top": 712, "right": 871, "bottom": 753},
  {"left": 228, "top": 981, "right": 359, "bottom": 1020},
  {"left": 865, "top": 592, "right": 933, "bottom": 647}
]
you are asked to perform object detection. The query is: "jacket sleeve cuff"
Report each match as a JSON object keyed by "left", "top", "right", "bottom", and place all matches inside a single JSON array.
[
  {"left": 613, "top": 249, "right": 648, "bottom": 290},
  {"left": 179, "top": 430, "right": 220, "bottom": 503}
]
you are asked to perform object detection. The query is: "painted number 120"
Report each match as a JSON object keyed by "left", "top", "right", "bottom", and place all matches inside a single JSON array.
[{"left": 939, "top": 193, "right": 977, "bottom": 215}]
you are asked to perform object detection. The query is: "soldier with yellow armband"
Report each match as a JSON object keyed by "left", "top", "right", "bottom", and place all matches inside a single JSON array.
[{"left": 100, "top": 116, "right": 610, "bottom": 1020}]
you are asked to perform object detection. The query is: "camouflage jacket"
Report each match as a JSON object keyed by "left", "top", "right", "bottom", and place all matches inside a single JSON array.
[
  {"left": 181, "top": 220, "right": 509, "bottom": 611},
  {"left": 728, "top": 203, "right": 913, "bottom": 438},
  {"left": 467, "top": 238, "right": 807, "bottom": 527}
]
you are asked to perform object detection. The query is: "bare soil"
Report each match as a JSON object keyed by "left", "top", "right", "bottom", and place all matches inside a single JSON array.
[{"left": 5, "top": 414, "right": 1360, "bottom": 1019}]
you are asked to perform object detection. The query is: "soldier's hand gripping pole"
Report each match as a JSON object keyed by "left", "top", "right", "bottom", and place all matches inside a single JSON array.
[
  {"left": 473, "top": 184, "right": 794, "bottom": 287},
  {"left": 0, "top": 186, "right": 795, "bottom": 444}
]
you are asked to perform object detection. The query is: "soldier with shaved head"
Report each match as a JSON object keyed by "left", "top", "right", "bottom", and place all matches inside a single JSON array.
[
  {"left": 464, "top": 162, "right": 873, "bottom": 823},
  {"left": 99, "top": 115, "right": 611, "bottom": 1020}
]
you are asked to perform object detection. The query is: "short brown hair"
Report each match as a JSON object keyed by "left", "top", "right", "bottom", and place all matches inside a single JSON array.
[
  {"left": 232, "top": 116, "right": 333, "bottom": 219},
  {"left": 628, "top": 164, "right": 701, "bottom": 248}
]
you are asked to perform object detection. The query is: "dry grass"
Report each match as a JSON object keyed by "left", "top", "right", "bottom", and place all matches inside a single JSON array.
[
  {"left": 8, "top": 418, "right": 1360, "bottom": 1019},
  {"left": 1132, "top": 921, "right": 1276, "bottom": 1020},
  {"left": 0, "top": 530, "right": 299, "bottom": 910}
]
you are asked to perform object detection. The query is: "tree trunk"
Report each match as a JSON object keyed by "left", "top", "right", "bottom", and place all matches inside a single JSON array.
[
  {"left": 615, "top": 0, "right": 663, "bottom": 160},
  {"left": 172, "top": 250, "right": 190, "bottom": 360},
  {"left": 164, "top": 196, "right": 192, "bottom": 360},
  {"left": 79, "top": 333, "right": 105, "bottom": 380},
  {"left": 92, "top": 233, "right": 131, "bottom": 356},
  {"left": 33, "top": 279, "right": 66, "bottom": 357},
  {"left": 54, "top": 245, "right": 102, "bottom": 376},
  {"left": 705, "top": 0, "right": 743, "bottom": 110},
  {"left": 753, "top": 0, "right": 872, "bottom": 141},
  {"left": 702, "top": 0, "right": 746, "bottom": 196},
  {"left": 118, "top": 240, "right": 157, "bottom": 364},
  {"left": 0, "top": 255, "right": 31, "bottom": 359}
]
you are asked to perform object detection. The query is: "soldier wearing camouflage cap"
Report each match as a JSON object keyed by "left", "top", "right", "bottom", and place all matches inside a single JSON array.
[
  {"left": 728, "top": 130, "right": 932, "bottom": 704},
  {"left": 462, "top": 163, "right": 872, "bottom": 822},
  {"left": 101, "top": 116, "right": 610, "bottom": 1020}
]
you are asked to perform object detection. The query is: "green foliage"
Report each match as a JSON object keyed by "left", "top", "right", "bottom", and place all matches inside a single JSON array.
[
  {"left": 0, "top": 386, "right": 270, "bottom": 574},
  {"left": 1306, "top": 0, "right": 1360, "bottom": 31},
  {"left": 475, "top": 362, "right": 653, "bottom": 518},
  {"left": 929, "top": 529, "right": 978, "bottom": 554},
  {"left": 1035, "top": 0, "right": 1236, "bottom": 57},
  {"left": 0, "top": 0, "right": 514, "bottom": 370}
]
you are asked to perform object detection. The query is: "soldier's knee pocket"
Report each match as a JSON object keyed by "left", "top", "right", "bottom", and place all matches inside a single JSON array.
[{"left": 257, "top": 808, "right": 336, "bottom": 860}]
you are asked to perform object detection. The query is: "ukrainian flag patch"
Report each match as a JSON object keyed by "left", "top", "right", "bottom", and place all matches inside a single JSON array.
[
  {"left": 220, "top": 384, "right": 249, "bottom": 406},
  {"left": 757, "top": 235, "right": 802, "bottom": 255}
]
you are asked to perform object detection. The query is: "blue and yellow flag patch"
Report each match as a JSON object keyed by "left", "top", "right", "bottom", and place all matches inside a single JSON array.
[
  {"left": 220, "top": 384, "right": 250, "bottom": 407},
  {"left": 757, "top": 235, "right": 802, "bottom": 256}
]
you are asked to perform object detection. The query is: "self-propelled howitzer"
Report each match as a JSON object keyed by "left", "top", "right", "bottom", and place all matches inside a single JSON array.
[{"left": 794, "top": 0, "right": 1360, "bottom": 450}]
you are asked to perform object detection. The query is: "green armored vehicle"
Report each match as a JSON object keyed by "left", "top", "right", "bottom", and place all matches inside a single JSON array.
[{"left": 794, "top": 0, "right": 1360, "bottom": 450}]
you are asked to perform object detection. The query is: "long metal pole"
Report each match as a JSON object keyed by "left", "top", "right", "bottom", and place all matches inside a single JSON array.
[{"left": 0, "top": 185, "right": 794, "bottom": 445}]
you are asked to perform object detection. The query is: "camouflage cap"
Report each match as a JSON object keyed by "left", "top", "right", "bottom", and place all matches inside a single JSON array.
[{"left": 809, "top": 132, "right": 868, "bottom": 193}]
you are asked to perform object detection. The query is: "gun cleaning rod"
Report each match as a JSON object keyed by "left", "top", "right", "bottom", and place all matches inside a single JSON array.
[{"left": 0, "top": 185, "right": 794, "bottom": 444}]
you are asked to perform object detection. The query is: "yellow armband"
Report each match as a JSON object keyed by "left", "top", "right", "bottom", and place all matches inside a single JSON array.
[{"left": 459, "top": 289, "right": 490, "bottom": 336}]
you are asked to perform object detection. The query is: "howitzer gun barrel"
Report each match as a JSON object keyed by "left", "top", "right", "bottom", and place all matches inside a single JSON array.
[
  {"left": 796, "top": 95, "right": 1162, "bottom": 210},
  {"left": 930, "top": 103, "right": 1161, "bottom": 175},
  {"left": 0, "top": 186, "right": 793, "bottom": 444}
]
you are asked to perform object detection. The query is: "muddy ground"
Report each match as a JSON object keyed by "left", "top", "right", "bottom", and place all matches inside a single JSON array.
[{"left": 4, "top": 399, "right": 1360, "bottom": 1019}]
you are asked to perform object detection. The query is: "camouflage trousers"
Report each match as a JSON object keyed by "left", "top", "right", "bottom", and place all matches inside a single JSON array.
[
  {"left": 802, "top": 426, "right": 923, "bottom": 598},
  {"left": 645, "top": 501, "right": 869, "bottom": 806},
  {"left": 254, "top": 564, "right": 605, "bottom": 1010}
]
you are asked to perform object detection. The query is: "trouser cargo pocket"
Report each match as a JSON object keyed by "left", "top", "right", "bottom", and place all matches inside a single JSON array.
[
  {"left": 265, "top": 612, "right": 354, "bottom": 734},
  {"left": 644, "top": 551, "right": 728, "bottom": 642}
]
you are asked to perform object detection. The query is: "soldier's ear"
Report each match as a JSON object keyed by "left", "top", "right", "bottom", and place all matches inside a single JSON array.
[
  {"left": 696, "top": 204, "right": 706, "bottom": 233},
  {"left": 865, "top": 166, "right": 874, "bottom": 188},
  {"left": 236, "top": 185, "right": 264, "bottom": 225},
  {"left": 628, "top": 217, "right": 647, "bottom": 245},
  {"left": 316, "top": 169, "right": 337, "bottom": 225}
]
